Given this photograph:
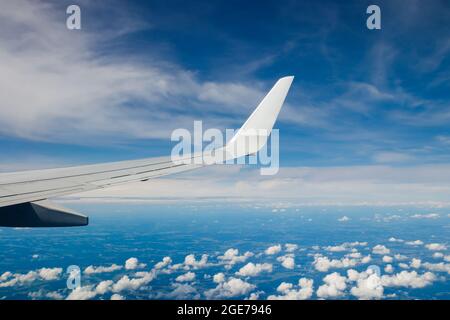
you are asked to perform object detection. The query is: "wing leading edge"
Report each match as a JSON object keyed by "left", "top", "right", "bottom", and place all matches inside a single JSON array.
[{"left": 0, "top": 76, "right": 294, "bottom": 227}]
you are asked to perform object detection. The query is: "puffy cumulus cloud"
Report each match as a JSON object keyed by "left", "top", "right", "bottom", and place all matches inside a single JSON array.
[
  {"left": 312, "top": 254, "right": 371, "bottom": 272},
  {"left": 277, "top": 255, "right": 295, "bottom": 270},
  {"left": 372, "top": 245, "right": 390, "bottom": 255},
  {"left": 247, "top": 291, "right": 264, "bottom": 300},
  {"left": 125, "top": 257, "right": 146, "bottom": 270},
  {"left": 338, "top": 216, "right": 350, "bottom": 222},
  {"left": 235, "top": 263, "right": 273, "bottom": 277},
  {"left": 205, "top": 277, "right": 255, "bottom": 299},
  {"left": 323, "top": 245, "right": 347, "bottom": 252},
  {"left": 382, "top": 256, "right": 393, "bottom": 263},
  {"left": 37, "top": 268, "right": 63, "bottom": 281},
  {"left": 111, "top": 294, "right": 125, "bottom": 300},
  {"left": 265, "top": 245, "right": 282, "bottom": 255},
  {"left": 176, "top": 272, "right": 196, "bottom": 282},
  {"left": 213, "top": 272, "right": 226, "bottom": 284},
  {"left": 394, "top": 254, "right": 408, "bottom": 261},
  {"left": 405, "top": 240, "right": 424, "bottom": 246},
  {"left": 284, "top": 244, "right": 298, "bottom": 253},
  {"left": 384, "top": 264, "right": 394, "bottom": 273},
  {"left": 422, "top": 262, "right": 450, "bottom": 274},
  {"left": 66, "top": 286, "right": 98, "bottom": 300},
  {"left": 154, "top": 257, "right": 172, "bottom": 270},
  {"left": 183, "top": 254, "right": 210, "bottom": 270},
  {"left": 348, "top": 270, "right": 383, "bottom": 300},
  {"left": 381, "top": 271, "right": 437, "bottom": 288},
  {"left": 95, "top": 280, "right": 114, "bottom": 295},
  {"left": 410, "top": 258, "right": 422, "bottom": 269},
  {"left": 84, "top": 264, "right": 122, "bottom": 275},
  {"left": 425, "top": 243, "right": 447, "bottom": 251},
  {"left": 346, "top": 252, "right": 362, "bottom": 259},
  {"left": 268, "top": 278, "right": 314, "bottom": 300},
  {"left": 218, "top": 249, "right": 253, "bottom": 269},
  {"left": 112, "top": 271, "right": 156, "bottom": 293},
  {"left": 0, "top": 267, "right": 62, "bottom": 288},
  {"left": 66, "top": 280, "right": 115, "bottom": 300},
  {"left": 316, "top": 272, "right": 347, "bottom": 299}
]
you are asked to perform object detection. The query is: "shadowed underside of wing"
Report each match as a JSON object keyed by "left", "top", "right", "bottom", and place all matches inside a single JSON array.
[{"left": 0, "top": 76, "right": 294, "bottom": 227}]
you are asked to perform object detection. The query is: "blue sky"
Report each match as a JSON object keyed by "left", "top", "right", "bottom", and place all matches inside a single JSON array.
[{"left": 0, "top": 0, "right": 450, "bottom": 204}]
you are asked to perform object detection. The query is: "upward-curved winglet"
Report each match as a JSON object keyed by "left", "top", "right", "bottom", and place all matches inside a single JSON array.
[{"left": 223, "top": 76, "right": 294, "bottom": 159}]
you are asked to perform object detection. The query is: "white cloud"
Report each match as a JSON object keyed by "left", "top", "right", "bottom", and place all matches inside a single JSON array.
[
  {"left": 312, "top": 254, "right": 370, "bottom": 272},
  {"left": 394, "top": 254, "right": 408, "bottom": 261},
  {"left": 28, "top": 289, "right": 63, "bottom": 300},
  {"left": 176, "top": 272, "right": 196, "bottom": 282},
  {"left": 37, "top": 268, "right": 63, "bottom": 281},
  {"left": 268, "top": 278, "right": 314, "bottom": 300},
  {"left": 382, "top": 256, "right": 393, "bottom": 263},
  {"left": 265, "top": 245, "right": 282, "bottom": 255},
  {"left": 432, "top": 252, "right": 444, "bottom": 259},
  {"left": 384, "top": 264, "right": 394, "bottom": 273},
  {"left": 422, "top": 262, "right": 450, "bottom": 274},
  {"left": 183, "top": 254, "right": 210, "bottom": 269},
  {"left": 154, "top": 257, "right": 172, "bottom": 270},
  {"left": 323, "top": 241, "right": 367, "bottom": 253},
  {"left": 284, "top": 244, "right": 298, "bottom": 252},
  {"left": 324, "top": 245, "right": 347, "bottom": 252},
  {"left": 218, "top": 249, "right": 253, "bottom": 268},
  {"left": 410, "top": 258, "right": 422, "bottom": 269},
  {"left": 235, "top": 263, "right": 272, "bottom": 277},
  {"left": 84, "top": 264, "right": 122, "bottom": 275},
  {"left": 125, "top": 257, "right": 146, "bottom": 270},
  {"left": 348, "top": 269, "right": 383, "bottom": 300},
  {"left": 388, "top": 237, "right": 404, "bottom": 242},
  {"left": 410, "top": 213, "right": 440, "bottom": 219},
  {"left": 381, "top": 271, "right": 436, "bottom": 288},
  {"left": 165, "top": 283, "right": 200, "bottom": 299},
  {"left": 277, "top": 255, "right": 295, "bottom": 269},
  {"left": 338, "top": 216, "right": 350, "bottom": 222},
  {"left": 213, "top": 272, "right": 225, "bottom": 284},
  {"left": 0, "top": 0, "right": 267, "bottom": 145},
  {"left": 111, "top": 294, "right": 125, "bottom": 300},
  {"left": 0, "top": 267, "right": 62, "bottom": 288},
  {"left": 205, "top": 277, "right": 255, "bottom": 299},
  {"left": 65, "top": 164, "right": 450, "bottom": 206},
  {"left": 66, "top": 279, "right": 115, "bottom": 300},
  {"left": 66, "top": 286, "right": 98, "bottom": 300},
  {"left": 425, "top": 243, "right": 447, "bottom": 251},
  {"left": 405, "top": 240, "right": 424, "bottom": 246},
  {"left": 95, "top": 280, "right": 114, "bottom": 295},
  {"left": 316, "top": 272, "right": 347, "bottom": 298},
  {"left": 372, "top": 245, "right": 390, "bottom": 255},
  {"left": 112, "top": 271, "right": 156, "bottom": 293}
]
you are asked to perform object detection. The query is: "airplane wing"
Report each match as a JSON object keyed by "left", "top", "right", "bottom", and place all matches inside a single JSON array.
[{"left": 0, "top": 76, "right": 294, "bottom": 227}]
